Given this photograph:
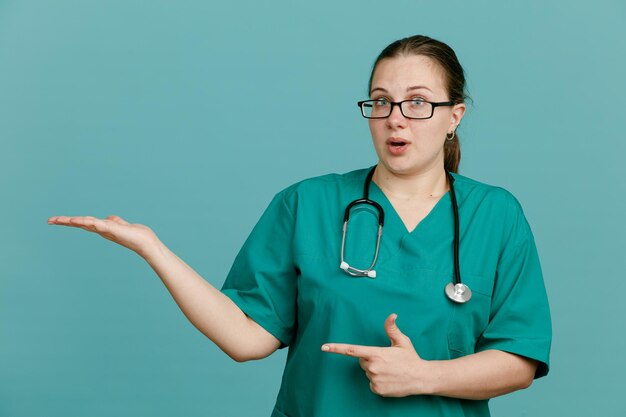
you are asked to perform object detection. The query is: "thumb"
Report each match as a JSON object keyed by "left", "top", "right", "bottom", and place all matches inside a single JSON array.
[{"left": 385, "top": 313, "right": 410, "bottom": 347}]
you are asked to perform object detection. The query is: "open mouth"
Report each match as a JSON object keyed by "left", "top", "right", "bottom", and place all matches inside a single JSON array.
[
  {"left": 388, "top": 138, "right": 409, "bottom": 147},
  {"left": 386, "top": 138, "right": 409, "bottom": 154}
]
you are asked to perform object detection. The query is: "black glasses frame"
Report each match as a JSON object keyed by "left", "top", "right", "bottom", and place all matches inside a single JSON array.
[{"left": 357, "top": 99, "right": 455, "bottom": 120}]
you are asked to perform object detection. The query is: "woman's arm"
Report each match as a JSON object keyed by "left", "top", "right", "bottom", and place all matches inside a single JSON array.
[
  {"left": 322, "top": 313, "right": 538, "bottom": 399},
  {"left": 48, "top": 215, "right": 281, "bottom": 362},
  {"left": 422, "top": 349, "right": 538, "bottom": 400},
  {"left": 142, "top": 239, "right": 282, "bottom": 362}
]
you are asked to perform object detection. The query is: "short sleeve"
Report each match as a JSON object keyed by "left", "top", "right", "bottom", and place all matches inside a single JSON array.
[
  {"left": 220, "top": 189, "right": 298, "bottom": 349},
  {"left": 475, "top": 195, "right": 552, "bottom": 379}
]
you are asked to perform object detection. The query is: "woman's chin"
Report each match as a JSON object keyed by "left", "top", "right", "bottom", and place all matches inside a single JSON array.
[{"left": 377, "top": 157, "right": 441, "bottom": 178}]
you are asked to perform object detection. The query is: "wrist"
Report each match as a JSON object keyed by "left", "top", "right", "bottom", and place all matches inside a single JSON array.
[
  {"left": 138, "top": 235, "right": 167, "bottom": 263},
  {"left": 414, "top": 359, "right": 442, "bottom": 396}
]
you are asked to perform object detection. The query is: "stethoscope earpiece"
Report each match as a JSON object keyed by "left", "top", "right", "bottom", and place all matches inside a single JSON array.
[{"left": 339, "top": 261, "right": 377, "bottom": 279}]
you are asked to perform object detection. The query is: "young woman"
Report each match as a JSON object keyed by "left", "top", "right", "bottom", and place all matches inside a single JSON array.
[{"left": 48, "top": 35, "right": 551, "bottom": 417}]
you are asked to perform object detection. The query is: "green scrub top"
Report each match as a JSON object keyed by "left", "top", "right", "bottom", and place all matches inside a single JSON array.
[{"left": 220, "top": 167, "right": 552, "bottom": 417}]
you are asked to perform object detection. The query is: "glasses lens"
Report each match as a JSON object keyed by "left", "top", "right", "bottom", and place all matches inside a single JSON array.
[
  {"left": 361, "top": 100, "right": 390, "bottom": 118},
  {"left": 401, "top": 99, "right": 432, "bottom": 119}
]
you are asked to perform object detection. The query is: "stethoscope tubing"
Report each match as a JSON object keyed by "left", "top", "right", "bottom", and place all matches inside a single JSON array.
[
  {"left": 340, "top": 165, "right": 471, "bottom": 303},
  {"left": 447, "top": 169, "right": 461, "bottom": 286}
]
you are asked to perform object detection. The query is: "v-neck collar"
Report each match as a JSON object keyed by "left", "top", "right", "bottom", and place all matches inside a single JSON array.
[{"left": 365, "top": 167, "right": 453, "bottom": 236}]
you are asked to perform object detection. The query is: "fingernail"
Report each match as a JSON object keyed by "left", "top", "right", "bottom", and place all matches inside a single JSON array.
[{"left": 321, "top": 345, "right": 329, "bottom": 351}]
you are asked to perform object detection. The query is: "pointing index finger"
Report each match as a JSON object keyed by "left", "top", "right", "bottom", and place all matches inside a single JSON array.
[{"left": 321, "top": 343, "right": 378, "bottom": 358}]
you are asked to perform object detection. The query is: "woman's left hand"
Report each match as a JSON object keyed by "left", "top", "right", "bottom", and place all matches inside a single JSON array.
[{"left": 321, "top": 313, "right": 431, "bottom": 397}]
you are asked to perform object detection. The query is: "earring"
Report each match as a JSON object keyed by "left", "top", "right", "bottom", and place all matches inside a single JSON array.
[{"left": 446, "top": 131, "right": 456, "bottom": 141}]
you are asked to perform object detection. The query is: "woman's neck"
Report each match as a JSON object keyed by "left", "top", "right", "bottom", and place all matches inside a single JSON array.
[{"left": 372, "top": 163, "right": 449, "bottom": 200}]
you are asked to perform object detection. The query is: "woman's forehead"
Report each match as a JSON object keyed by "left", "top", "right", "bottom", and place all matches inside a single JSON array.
[{"left": 371, "top": 55, "right": 446, "bottom": 95}]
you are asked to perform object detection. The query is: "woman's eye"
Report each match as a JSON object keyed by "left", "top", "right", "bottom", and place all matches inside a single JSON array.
[
  {"left": 373, "top": 99, "right": 389, "bottom": 106},
  {"left": 410, "top": 98, "right": 425, "bottom": 105}
]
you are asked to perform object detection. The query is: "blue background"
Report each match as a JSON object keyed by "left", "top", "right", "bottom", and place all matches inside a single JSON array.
[{"left": 2, "top": 0, "right": 625, "bottom": 416}]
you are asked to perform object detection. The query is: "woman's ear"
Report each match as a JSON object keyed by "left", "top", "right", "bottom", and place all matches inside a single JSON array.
[{"left": 450, "top": 103, "right": 466, "bottom": 131}]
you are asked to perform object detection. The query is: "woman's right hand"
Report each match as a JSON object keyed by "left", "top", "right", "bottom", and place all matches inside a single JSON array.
[{"left": 47, "top": 215, "right": 158, "bottom": 257}]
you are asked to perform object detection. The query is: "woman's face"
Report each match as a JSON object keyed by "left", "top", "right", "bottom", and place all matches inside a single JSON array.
[{"left": 368, "top": 54, "right": 466, "bottom": 177}]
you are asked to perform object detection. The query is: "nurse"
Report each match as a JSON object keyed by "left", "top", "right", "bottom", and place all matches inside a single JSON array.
[{"left": 49, "top": 35, "right": 551, "bottom": 417}]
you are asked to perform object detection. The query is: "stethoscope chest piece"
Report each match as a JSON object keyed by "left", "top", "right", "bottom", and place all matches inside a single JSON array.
[{"left": 445, "top": 282, "right": 472, "bottom": 303}]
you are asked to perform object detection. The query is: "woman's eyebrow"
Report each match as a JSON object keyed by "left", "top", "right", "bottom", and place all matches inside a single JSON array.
[
  {"left": 370, "top": 85, "right": 433, "bottom": 95},
  {"left": 406, "top": 85, "right": 433, "bottom": 92}
]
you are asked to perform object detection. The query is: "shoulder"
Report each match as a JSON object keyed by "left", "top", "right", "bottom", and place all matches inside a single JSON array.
[
  {"left": 286, "top": 167, "right": 368, "bottom": 191},
  {"left": 450, "top": 171, "right": 532, "bottom": 245},
  {"left": 273, "top": 167, "right": 371, "bottom": 206},
  {"left": 449, "top": 171, "right": 520, "bottom": 207}
]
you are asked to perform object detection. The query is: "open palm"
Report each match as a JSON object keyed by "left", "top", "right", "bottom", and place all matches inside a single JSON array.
[{"left": 48, "top": 215, "right": 157, "bottom": 255}]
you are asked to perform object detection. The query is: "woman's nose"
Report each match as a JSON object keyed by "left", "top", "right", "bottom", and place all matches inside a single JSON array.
[{"left": 386, "top": 103, "right": 408, "bottom": 127}]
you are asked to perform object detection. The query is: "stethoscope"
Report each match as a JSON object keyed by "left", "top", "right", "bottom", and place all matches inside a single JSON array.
[{"left": 339, "top": 165, "right": 472, "bottom": 303}]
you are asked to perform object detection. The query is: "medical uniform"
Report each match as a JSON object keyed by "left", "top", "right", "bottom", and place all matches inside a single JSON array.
[{"left": 220, "top": 166, "right": 552, "bottom": 417}]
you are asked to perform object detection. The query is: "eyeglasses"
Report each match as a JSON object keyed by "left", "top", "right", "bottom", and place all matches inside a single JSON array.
[{"left": 357, "top": 98, "right": 455, "bottom": 119}]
